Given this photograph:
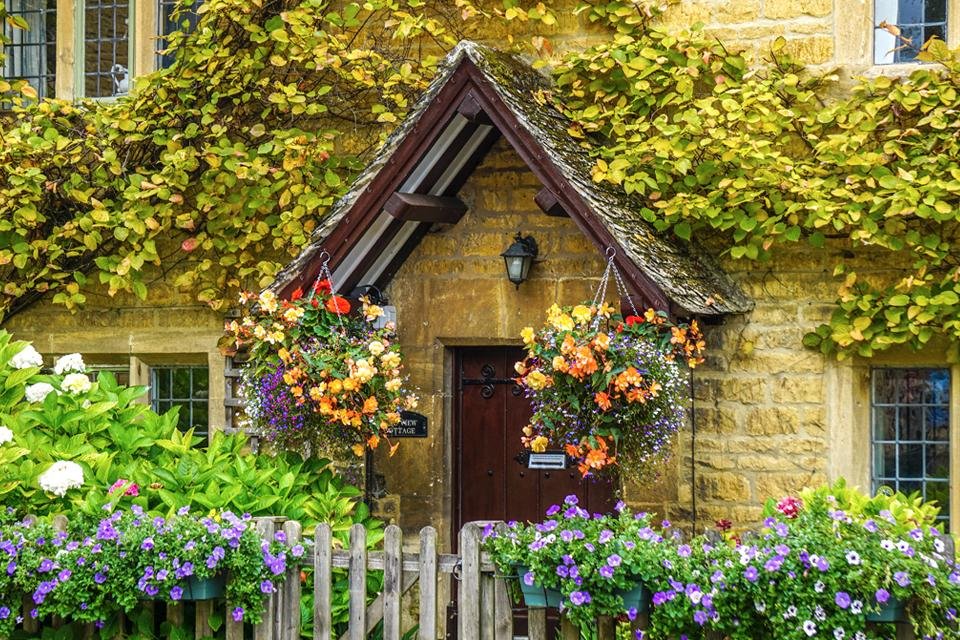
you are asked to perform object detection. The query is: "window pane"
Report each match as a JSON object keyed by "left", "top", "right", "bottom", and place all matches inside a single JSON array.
[
  {"left": 871, "top": 368, "right": 950, "bottom": 522},
  {"left": 925, "top": 0, "right": 946, "bottom": 22},
  {"left": 899, "top": 0, "right": 924, "bottom": 23},
  {"left": 150, "top": 366, "right": 210, "bottom": 443},
  {"left": 873, "top": 406, "right": 896, "bottom": 440},
  {"left": 924, "top": 24, "right": 945, "bottom": 45},
  {"left": 84, "top": 0, "right": 130, "bottom": 97},
  {"left": 156, "top": 0, "right": 202, "bottom": 68},
  {"left": 172, "top": 368, "right": 191, "bottom": 397},
  {"left": 2, "top": 0, "right": 57, "bottom": 98}
]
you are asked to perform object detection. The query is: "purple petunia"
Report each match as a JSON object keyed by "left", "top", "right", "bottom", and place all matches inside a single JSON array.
[
  {"left": 835, "top": 592, "right": 851, "bottom": 609},
  {"left": 744, "top": 566, "right": 758, "bottom": 582},
  {"left": 569, "top": 591, "right": 591, "bottom": 606},
  {"left": 894, "top": 572, "right": 911, "bottom": 587},
  {"left": 232, "top": 607, "right": 244, "bottom": 622},
  {"left": 170, "top": 586, "right": 183, "bottom": 601},
  {"left": 875, "top": 588, "right": 890, "bottom": 604}
]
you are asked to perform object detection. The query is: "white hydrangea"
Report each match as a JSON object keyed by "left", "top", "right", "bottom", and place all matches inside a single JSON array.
[
  {"left": 61, "top": 373, "right": 92, "bottom": 395},
  {"left": 25, "top": 382, "right": 56, "bottom": 403},
  {"left": 10, "top": 345, "right": 43, "bottom": 369},
  {"left": 39, "top": 460, "right": 84, "bottom": 496},
  {"left": 53, "top": 353, "right": 85, "bottom": 375},
  {"left": 0, "top": 426, "right": 12, "bottom": 445}
]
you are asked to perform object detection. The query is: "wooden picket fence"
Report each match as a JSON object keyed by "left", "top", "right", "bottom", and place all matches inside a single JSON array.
[{"left": 12, "top": 519, "right": 926, "bottom": 640}]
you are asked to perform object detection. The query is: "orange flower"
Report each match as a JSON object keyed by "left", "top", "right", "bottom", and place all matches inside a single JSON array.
[
  {"left": 367, "top": 434, "right": 380, "bottom": 449},
  {"left": 594, "top": 391, "right": 611, "bottom": 411},
  {"left": 560, "top": 334, "right": 576, "bottom": 354},
  {"left": 325, "top": 295, "right": 351, "bottom": 314},
  {"left": 592, "top": 332, "right": 610, "bottom": 352},
  {"left": 315, "top": 279, "right": 332, "bottom": 294},
  {"left": 362, "top": 396, "right": 379, "bottom": 414},
  {"left": 290, "top": 287, "right": 304, "bottom": 301}
]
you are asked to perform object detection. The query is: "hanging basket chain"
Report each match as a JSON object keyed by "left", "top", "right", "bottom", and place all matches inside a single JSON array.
[
  {"left": 590, "top": 247, "right": 639, "bottom": 328},
  {"left": 311, "top": 249, "right": 347, "bottom": 334}
]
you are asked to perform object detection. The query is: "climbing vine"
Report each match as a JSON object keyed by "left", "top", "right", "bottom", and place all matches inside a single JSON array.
[
  {"left": 0, "top": 0, "right": 555, "bottom": 319},
  {"left": 553, "top": 2, "right": 960, "bottom": 359},
  {"left": 3, "top": 0, "right": 960, "bottom": 360}
]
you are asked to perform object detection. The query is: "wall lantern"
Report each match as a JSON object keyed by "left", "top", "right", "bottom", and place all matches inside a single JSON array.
[{"left": 501, "top": 233, "right": 539, "bottom": 288}]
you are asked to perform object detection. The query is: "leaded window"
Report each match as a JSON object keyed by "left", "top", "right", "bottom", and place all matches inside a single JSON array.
[
  {"left": 875, "top": 0, "right": 949, "bottom": 64},
  {"left": 871, "top": 367, "right": 950, "bottom": 527},
  {"left": 1, "top": 0, "right": 57, "bottom": 99},
  {"left": 157, "top": 0, "right": 201, "bottom": 68},
  {"left": 82, "top": 0, "right": 131, "bottom": 97},
  {"left": 150, "top": 366, "right": 210, "bottom": 440}
]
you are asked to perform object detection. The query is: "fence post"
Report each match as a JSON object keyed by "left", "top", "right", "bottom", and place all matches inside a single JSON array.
[
  {"left": 597, "top": 616, "right": 614, "bottom": 640},
  {"left": 349, "top": 523, "right": 367, "bottom": 640},
  {"left": 492, "top": 523, "right": 513, "bottom": 640},
  {"left": 560, "top": 616, "right": 578, "bottom": 640},
  {"left": 281, "top": 521, "right": 303, "bottom": 640},
  {"left": 419, "top": 527, "right": 438, "bottom": 640},
  {"left": 527, "top": 609, "right": 547, "bottom": 640},
  {"left": 255, "top": 518, "right": 277, "bottom": 640},
  {"left": 480, "top": 570, "right": 495, "bottom": 640},
  {"left": 459, "top": 523, "right": 481, "bottom": 640},
  {"left": 314, "top": 523, "right": 333, "bottom": 640},
  {"left": 383, "top": 525, "right": 403, "bottom": 640}
]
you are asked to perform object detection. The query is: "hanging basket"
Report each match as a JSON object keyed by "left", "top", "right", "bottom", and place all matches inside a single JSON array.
[{"left": 515, "top": 251, "right": 705, "bottom": 477}]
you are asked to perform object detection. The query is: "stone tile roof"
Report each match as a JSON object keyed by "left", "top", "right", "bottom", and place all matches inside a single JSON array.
[{"left": 272, "top": 41, "right": 752, "bottom": 316}]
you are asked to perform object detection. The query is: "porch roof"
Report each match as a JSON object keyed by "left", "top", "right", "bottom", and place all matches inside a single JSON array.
[{"left": 271, "top": 41, "right": 752, "bottom": 317}]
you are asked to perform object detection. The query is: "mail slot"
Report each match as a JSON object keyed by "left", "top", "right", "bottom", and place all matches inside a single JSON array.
[{"left": 527, "top": 452, "right": 567, "bottom": 469}]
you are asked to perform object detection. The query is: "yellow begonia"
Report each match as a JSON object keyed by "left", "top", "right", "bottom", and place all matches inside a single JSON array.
[
  {"left": 571, "top": 305, "right": 592, "bottom": 324},
  {"left": 530, "top": 436, "right": 549, "bottom": 453},
  {"left": 368, "top": 341, "right": 385, "bottom": 356},
  {"left": 385, "top": 378, "right": 402, "bottom": 392},
  {"left": 258, "top": 290, "right": 278, "bottom": 313},
  {"left": 525, "top": 370, "right": 549, "bottom": 390},
  {"left": 520, "top": 326, "right": 536, "bottom": 345},
  {"left": 552, "top": 314, "right": 575, "bottom": 332},
  {"left": 283, "top": 306, "right": 304, "bottom": 323},
  {"left": 552, "top": 355, "right": 567, "bottom": 371},
  {"left": 380, "top": 351, "right": 401, "bottom": 369},
  {"left": 354, "top": 359, "right": 377, "bottom": 383}
]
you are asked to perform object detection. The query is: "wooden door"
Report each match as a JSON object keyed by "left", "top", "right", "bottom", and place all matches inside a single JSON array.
[{"left": 454, "top": 346, "right": 616, "bottom": 534}]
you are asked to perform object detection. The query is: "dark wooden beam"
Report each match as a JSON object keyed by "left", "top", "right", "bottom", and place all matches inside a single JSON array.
[
  {"left": 384, "top": 192, "right": 468, "bottom": 224},
  {"left": 534, "top": 187, "right": 568, "bottom": 217},
  {"left": 456, "top": 92, "right": 492, "bottom": 125}
]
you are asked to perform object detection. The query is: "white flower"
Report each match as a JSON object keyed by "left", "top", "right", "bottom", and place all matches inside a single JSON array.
[
  {"left": 880, "top": 539, "right": 895, "bottom": 551},
  {"left": 854, "top": 633, "right": 866, "bottom": 640},
  {"left": 61, "top": 373, "right": 92, "bottom": 395},
  {"left": 11, "top": 345, "right": 43, "bottom": 369},
  {"left": 814, "top": 605, "right": 826, "bottom": 621},
  {"left": 803, "top": 621, "right": 817, "bottom": 637},
  {"left": 25, "top": 382, "right": 56, "bottom": 403},
  {"left": 833, "top": 628, "right": 845, "bottom": 640},
  {"left": 850, "top": 600, "right": 862, "bottom": 615},
  {"left": 53, "top": 353, "right": 85, "bottom": 375},
  {"left": 814, "top": 580, "right": 825, "bottom": 593},
  {"left": 38, "top": 460, "right": 84, "bottom": 496},
  {"left": 846, "top": 551, "right": 861, "bottom": 565},
  {"left": 784, "top": 606, "right": 798, "bottom": 619},
  {"left": 0, "top": 426, "right": 12, "bottom": 445},
  {"left": 935, "top": 538, "right": 946, "bottom": 553}
]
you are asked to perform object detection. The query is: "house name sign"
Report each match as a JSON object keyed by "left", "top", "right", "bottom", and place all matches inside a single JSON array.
[{"left": 387, "top": 411, "right": 428, "bottom": 438}]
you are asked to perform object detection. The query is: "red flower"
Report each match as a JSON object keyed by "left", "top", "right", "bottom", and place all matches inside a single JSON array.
[
  {"left": 311, "top": 298, "right": 319, "bottom": 308},
  {"left": 715, "top": 518, "right": 732, "bottom": 532},
  {"left": 325, "top": 295, "right": 351, "bottom": 315},
  {"left": 625, "top": 315, "right": 643, "bottom": 326},
  {"left": 315, "top": 279, "right": 332, "bottom": 294},
  {"left": 290, "top": 287, "right": 303, "bottom": 301},
  {"left": 775, "top": 496, "right": 803, "bottom": 519}
]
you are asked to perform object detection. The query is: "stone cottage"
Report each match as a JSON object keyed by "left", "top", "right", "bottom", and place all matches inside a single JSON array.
[{"left": 5, "top": 0, "right": 960, "bottom": 546}]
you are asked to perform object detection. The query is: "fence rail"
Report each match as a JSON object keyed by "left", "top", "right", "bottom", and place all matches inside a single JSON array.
[{"left": 11, "top": 519, "right": 924, "bottom": 640}]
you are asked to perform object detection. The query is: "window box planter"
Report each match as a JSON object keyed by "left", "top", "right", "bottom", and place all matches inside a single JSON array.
[
  {"left": 514, "top": 566, "right": 648, "bottom": 613},
  {"left": 515, "top": 566, "right": 563, "bottom": 608},
  {"left": 866, "top": 596, "right": 906, "bottom": 623},
  {"left": 183, "top": 574, "right": 226, "bottom": 600}
]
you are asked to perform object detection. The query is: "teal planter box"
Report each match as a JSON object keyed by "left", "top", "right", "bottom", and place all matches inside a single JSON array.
[
  {"left": 617, "top": 583, "right": 649, "bottom": 614},
  {"left": 516, "top": 567, "right": 563, "bottom": 608},
  {"left": 184, "top": 575, "right": 225, "bottom": 600},
  {"left": 866, "top": 596, "right": 906, "bottom": 623},
  {"left": 514, "top": 566, "right": 648, "bottom": 613}
]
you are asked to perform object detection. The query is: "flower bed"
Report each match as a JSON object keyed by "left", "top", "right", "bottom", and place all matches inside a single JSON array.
[
  {"left": 516, "top": 304, "right": 703, "bottom": 477},
  {"left": 485, "top": 483, "right": 960, "bottom": 638},
  {"left": 0, "top": 506, "right": 299, "bottom": 635}
]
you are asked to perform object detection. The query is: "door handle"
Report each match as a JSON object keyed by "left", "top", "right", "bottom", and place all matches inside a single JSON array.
[{"left": 487, "top": 469, "right": 494, "bottom": 476}]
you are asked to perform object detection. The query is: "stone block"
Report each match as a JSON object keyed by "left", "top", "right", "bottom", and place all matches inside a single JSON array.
[
  {"left": 696, "top": 472, "right": 752, "bottom": 502},
  {"left": 746, "top": 406, "right": 801, "bottom": 435},
  {"left": 693, "top": 406, "right": 739, "bottom": 435},
  {"left": 756, "top": 472, "right": 826, "bottom": 500},
  {"left": 717, "top": 377, "right": 767, "bottom": 404},
  {"left": 783, "top": 36, "right": 835, "bottom": 64},
  {"left": 772, "top": 375, "right": 823, "bottom": 403},
  {"left": 764, "top": 0, "right": 831, "bottom": 19}
]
